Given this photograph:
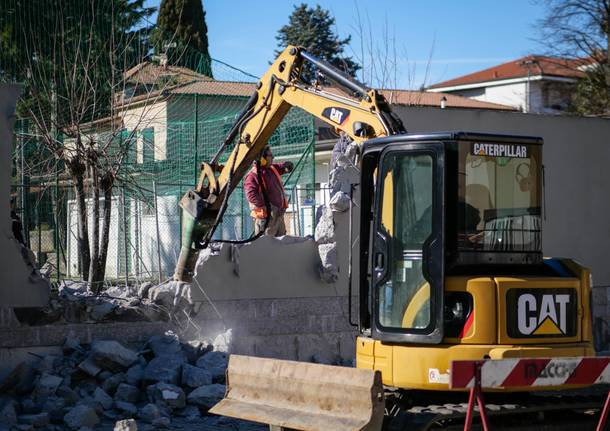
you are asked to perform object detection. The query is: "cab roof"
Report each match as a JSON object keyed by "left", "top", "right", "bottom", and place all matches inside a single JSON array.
[{"left": 362, "top": 131, "right": 543, "bottom": 153}]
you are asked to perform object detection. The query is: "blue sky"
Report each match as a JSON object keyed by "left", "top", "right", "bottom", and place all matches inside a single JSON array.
[{"left": 145, "top": 0, "right": 548, "bottom": 89}]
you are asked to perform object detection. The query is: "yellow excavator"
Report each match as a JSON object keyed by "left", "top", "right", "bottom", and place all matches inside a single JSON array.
[{"left": 173, "top": 46, "right": 596, "bottom": 430}]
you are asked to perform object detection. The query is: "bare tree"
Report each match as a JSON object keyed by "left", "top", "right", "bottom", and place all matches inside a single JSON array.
[
  {"left": 349, "top": 1, "right": 435, "bottom": 102},
  {"left": 538, "top": 0, "right": 610, "bottom": 115},
  {"left": 17, "top": 0, "right": 186, "bottom": 290}
]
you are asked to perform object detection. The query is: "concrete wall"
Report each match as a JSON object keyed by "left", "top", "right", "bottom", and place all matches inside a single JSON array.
[
  {"left": 191, "top": 218, "right": 358, "bottom": 363},
  {"left": 0, "top": 84, "right": 50, "bottom": 307}
]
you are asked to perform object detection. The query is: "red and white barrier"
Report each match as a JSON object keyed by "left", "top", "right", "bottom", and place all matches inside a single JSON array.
[{"left": 450, "top": 357, "right": 610, "bottom": 431}]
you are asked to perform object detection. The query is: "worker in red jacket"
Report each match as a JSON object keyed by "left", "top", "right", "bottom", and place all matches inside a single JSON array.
[{"left": 244, "top": 145, "right": 294, "bottom": 236}]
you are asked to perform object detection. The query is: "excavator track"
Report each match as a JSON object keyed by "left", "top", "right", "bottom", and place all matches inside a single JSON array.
[{"left": 384, "top": 386, "right": 610, "bottom": 430}]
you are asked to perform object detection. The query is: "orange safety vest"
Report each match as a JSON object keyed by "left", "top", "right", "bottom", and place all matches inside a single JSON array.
[{"left": 250, "top": 165, "right": 289, "bottom": 218}]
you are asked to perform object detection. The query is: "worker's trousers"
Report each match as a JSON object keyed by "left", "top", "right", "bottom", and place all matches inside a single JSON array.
[{"left": 253, "top": 205, "right": 286, "bottom": 237}]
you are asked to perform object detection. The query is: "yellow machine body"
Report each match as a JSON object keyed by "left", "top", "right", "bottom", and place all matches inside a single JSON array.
[{"left": 357, "top": 259, "right": 594, "bottom": 391}]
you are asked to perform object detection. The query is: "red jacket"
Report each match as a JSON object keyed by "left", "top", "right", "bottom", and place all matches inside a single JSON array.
[{"left": 244, "top": 162, "right": 289, "bottom": 210}]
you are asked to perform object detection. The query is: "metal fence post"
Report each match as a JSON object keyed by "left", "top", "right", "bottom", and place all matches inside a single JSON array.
[
  {"left": 122, "top": 187, "right": 129, "bottom": 288},
  {"left": 153, "top": 181, "right": 163, "bottom": 284},
  {"left": 55, "top": 172, "right": 60, "bottom": 281}
]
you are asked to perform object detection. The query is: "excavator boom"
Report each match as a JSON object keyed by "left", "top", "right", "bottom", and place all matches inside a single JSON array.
[{"left": 173, "top": 45, "right": 404, "bottom": 281}]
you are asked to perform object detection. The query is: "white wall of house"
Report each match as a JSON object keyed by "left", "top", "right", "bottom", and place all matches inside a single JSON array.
[
  {"left": 432, "top": 78, "right": 575, "bottom": 114},
  {"left": 121, "top": 100, "right": 168, "bottom": 161},
  {"left": 66, "top": 197, "right": 120, "bottom": 279},
  {"left": 129, "top": 195, "right": 180, "bottom": 280},
  {"left": 452, "top": 81, "right": 528, "bottom": 112}
]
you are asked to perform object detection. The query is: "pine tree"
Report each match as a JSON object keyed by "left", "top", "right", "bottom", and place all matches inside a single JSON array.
[
  {"left": 275, "top": 3, "right": 360, "bottom": 81},
  {"left": 155, "top": 0, "right": 212, "bottom": 76}
]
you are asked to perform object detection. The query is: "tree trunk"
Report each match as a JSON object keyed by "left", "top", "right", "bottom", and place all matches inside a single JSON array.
[
  {"left": 70, "top": 163, "right": 90, "bottom": 281},
  {"left": 97, "top": 175, "right": 114, "bottom": 284},
  {"left": 88, "top": 166, "right": 101, "bottom": 292}
]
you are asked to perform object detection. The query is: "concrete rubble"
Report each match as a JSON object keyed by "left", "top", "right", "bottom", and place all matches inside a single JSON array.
[
  {"left": 0, "top": 331, "right": 265, "bottom": 431},
  {"left": 10, "top": 278, "right": 198, "bottom": 328},
  {"left": 315, "top": 141, "right": 360, "bottom": 283}
]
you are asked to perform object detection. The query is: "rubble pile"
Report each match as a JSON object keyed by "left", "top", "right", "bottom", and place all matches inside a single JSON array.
[
  {"left": 0, "top": 331, "right": 259, "bottom": 431},
  {"left": 15, "top": 281, "right": 196, "bottom": 326},
  {"left": 315, "top": 140, "right": 360, "bottom": 282}
]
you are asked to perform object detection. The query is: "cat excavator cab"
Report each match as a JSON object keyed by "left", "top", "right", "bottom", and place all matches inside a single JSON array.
[{"left": 173, "top": 46, "right": 595, "bottom": 430}]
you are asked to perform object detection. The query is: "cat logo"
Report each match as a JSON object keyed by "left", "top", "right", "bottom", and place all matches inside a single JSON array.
[
  {"left": 507, "top": 289, "right": 576, "bottom": 338},
  {"left": 322, "top": 107, "right": 350, "bottom": 126}
]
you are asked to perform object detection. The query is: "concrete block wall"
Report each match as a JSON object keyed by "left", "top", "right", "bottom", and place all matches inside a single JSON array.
[
  {"left": 192, "top": 297, "right": 357, "bottom": 363},
  {"left": 190, "top": 234, "right": 359, "bottom": 363},
  {"left": 0, "top": 84, "right": 50, "bottom": 307}
]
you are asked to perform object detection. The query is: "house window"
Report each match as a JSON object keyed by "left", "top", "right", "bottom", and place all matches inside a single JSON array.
[{"left": 142, "top": 128, "right": 154, "bottom": 163}]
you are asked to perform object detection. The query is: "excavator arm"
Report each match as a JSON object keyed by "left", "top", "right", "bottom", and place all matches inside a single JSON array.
[{"left": 173, "top": 45, "right": 405, "bottom": 281}]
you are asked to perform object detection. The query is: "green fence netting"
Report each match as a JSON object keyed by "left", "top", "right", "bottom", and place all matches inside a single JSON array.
[{"left": 3, "top": 1, "right": 317, "bottom": 282}]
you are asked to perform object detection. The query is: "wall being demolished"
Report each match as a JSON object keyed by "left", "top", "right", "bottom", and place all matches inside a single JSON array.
[
  {"left": 189, "top": 141, "right": 361, "bottom": 364},
  {"left": 0, "top": 84, "right": 50, "bottom": 307}
]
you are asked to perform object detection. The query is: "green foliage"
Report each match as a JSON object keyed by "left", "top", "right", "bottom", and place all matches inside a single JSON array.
[
  {"left": 0, "top": 0, "right": 155, "bottom": 125},
  {"left": 154, "top": 0, "right": 212, "bottom": 77},
  {"left": 275, "top": 3, "right": 360, "bottom": 81},
  {"left": 569, "top": 67, "right": 610, "bottom": 115},
  {"left": 538, "top": 0, "right": 610, "bottom": 116}
]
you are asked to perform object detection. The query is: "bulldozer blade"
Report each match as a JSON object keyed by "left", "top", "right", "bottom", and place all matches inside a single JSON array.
[{"left": 209, "top": 354, "right": 385, "bottom": 431}]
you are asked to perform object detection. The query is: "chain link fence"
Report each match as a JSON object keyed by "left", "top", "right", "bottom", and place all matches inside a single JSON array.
[{"left": 11, "top": 179, "right": 329, "bottom": 284}]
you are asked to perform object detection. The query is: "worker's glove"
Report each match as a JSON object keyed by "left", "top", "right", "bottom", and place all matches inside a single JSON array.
[
  {"left": 251, "top": 207, "right": 267, "bottom": 219},
  {"left": 283, "top": 161, "right": 294, "bottom": 173}
]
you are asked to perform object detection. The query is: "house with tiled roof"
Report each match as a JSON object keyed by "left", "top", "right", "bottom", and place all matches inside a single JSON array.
[{"left": 427, "top": 56, "right": 589, "bottom": 114}]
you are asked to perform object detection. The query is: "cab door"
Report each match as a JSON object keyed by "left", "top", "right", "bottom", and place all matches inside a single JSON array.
[{"left": 371, "top": 143, "right": 445, "bottom": 343}]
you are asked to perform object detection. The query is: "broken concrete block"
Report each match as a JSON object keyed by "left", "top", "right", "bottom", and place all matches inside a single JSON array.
[
  {"left": 318, "top": 242, "right": 339, "bottom": 283},
  {"left": 78, "top": 358, "right": 101, "bottom": 377},
  {"left": 33, "top": 373, "right": 63, "bottom": 402},
  {"left": 147, "top": 333, "right": 182, "bottom": 357},
  {"left": 152, "top": 416, "right": 170, "bottom": 428},
  {"left": 114, "top": 401, "right": 137, "bottom": 416},
  {"left": 177, "top": 405, "right": 200, "bottom": 418},
  {"left": 114, "top": 419, "right": 137, "bottom": 431},
  {"left": 182, "top": 340, "right": 210, "bottom": 364},
  {"left": 20, "top": 398, "right": 38, "bottom": 414},
  {"left": 195, "top": 352, "right": 228, "bottom": 382},
  {"left": 146, "top": 382, "right": 185, "bottom": 409},
  {"left": 36, "top": 355, "right": 61, "bottom": 374},
  {"left": 92, "top": 388, "right": 113, "bottom": 410},
  {"left": 138, "top": 282, "right": 154, "bottom": 299},
  {"left": 314, "top": 206, "right": 335, "bottom": 244},
  {"left": 212, "top": 329, "right": 233, "bottom": 353},
  {"left": 147, "top": 282, "right": 193, "bottom": 313},
  {"left": 56, "top": 385, "right": 79, "bottom": 406},
  {"left": 125, "top": 364, "right": 144, "bottom": 386},
  {"left": 114, "top": 383, "right": 139, "bottom": 404},
  {"left": 41, "top": 396, "right": 66, "bottom": 422},
  {"left": 186, "top": 384, "right": 226, "bottom": 409},
  {"left": 63, "top": 332, "right": 82, "bottom": 353},
  {"left": 0, "top": 399, "right": 17, "bottom": 425},
  {"left": 181, "top": 364, "right": 212, "bottom": 388},
  {"left": 0, "top": 362, "right": 37, "bottom": 395},
  {"left": 329, "top": 164, "right": 360, "bottom": 195},
  {"left": 329, "top": 191, "right": 351, "bottom": 212},
  {"left": 91, "top": 340, "right": 138, "bottom": 371},
  {"left": 75, "top": 380, "right": 98, "bottom": 398},
  {"left": 138, "top": 403, "right": 161, "bottom": 423},
  {"left": 143, "top": 356, "right": 183, "bottom": 384},
  {"left": 18, "top": 413, "right": 49, "bottom": 427},
  {"left": 101, "top": 373, "right": 126, "bottom": 396},
  {"left": 63, "top": 405, "right": 99, "bottom": 430},
  {"left": 98, "top": 370, "right": 113, "bottom": 381},
  {"left": 90, "top": 301, "right": 117, "bottom": 321}
]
